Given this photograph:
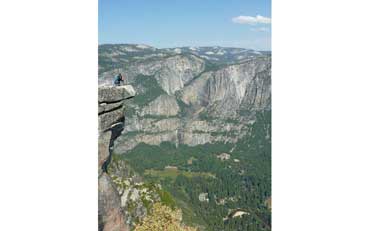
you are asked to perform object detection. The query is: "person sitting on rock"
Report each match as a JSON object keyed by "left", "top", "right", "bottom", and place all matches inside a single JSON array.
[{"left": 113, "top": 73, "right": 124, "bottom": 86}]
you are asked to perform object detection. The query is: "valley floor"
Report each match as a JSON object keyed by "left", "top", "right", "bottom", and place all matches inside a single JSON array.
[{"left": 117, "top": 111, "right": 271, "bottom": 231}]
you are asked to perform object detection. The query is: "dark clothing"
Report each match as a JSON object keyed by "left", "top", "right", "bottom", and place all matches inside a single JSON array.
[{"left": 113, "top": 75, "right": 123, "bottom": 86}]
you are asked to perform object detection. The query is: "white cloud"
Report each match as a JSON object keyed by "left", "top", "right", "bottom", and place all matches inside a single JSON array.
[
  {"left": 251, "top": 27, "right": 270, "bottom": 32},
  {"left": 232, "top": 15, "right": 271, "bottom": 25}
]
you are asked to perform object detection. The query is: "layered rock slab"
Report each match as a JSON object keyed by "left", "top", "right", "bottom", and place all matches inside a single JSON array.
[{"left": 98, "top": 85, "right": 135, "bottom": 231}]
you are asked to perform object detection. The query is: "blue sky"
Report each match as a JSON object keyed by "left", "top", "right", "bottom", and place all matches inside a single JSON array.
[{"left": 99, "top": 0, "right": 271, "bottom": 50}]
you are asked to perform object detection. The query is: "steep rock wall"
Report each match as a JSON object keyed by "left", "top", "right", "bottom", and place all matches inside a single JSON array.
[
  {"left": 113, "top": 58, "right": 271, "bottom": 153},
  {"left": 98, "top": 85, "right": 135, "bottom": 231}
]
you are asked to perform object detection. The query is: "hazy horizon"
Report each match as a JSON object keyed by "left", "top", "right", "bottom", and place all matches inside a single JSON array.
[{"left": 98, "top": 42, "right": 272, "bottom": 51}]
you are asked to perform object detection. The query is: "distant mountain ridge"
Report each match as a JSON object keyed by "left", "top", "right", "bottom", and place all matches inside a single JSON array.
[{"left": 99, "top": 44, "right": 270, "bottom": 75}]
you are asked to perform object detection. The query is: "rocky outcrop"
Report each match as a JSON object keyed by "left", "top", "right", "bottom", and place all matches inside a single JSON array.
[
  {"left": 107, "top": 157, "right": 163, "bottom": 228},
  {"left": 99, "top": 173, "right": 127, "bottom": 231},
  {"left": 98, "top": 85, "right": 135, "bottom": 231},
  {"left": 99, "top": 85, "right": 164, "bottom": 230}
]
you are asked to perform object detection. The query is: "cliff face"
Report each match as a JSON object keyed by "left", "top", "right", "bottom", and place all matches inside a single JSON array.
[
  {"left": 115, "top": 59, "right": 270, "bottom": 153},
  {"left": 98, "top": 85, "right": 135, "bottom": 231},
  {"left": 99, "top": 85, "right": 165, "bottom": 230},
  {"left": 140, "top": 94, "right": 180, "bottom": 117},
  {"left": 179, "top": 58, "right": 271, "bottom": 117}
]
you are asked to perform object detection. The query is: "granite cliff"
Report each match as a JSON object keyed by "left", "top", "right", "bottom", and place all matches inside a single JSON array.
[
  {"left": 99, "top": 85, "right": 176, "bottom": 230},
  {"left": 98, "top": 85, "right": 135, "bottom": 231}
]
